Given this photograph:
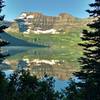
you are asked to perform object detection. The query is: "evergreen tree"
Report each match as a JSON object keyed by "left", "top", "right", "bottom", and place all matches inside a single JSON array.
[
  {"left": 71, "top": 0, "right": 100, "bottom": 99},
  {"left": 0, "top": 0, "right": 10, "bottom": 100},
  {"left": 63, "top": 79, "right": 82, "bottom": 100},
  {"left": 7, "top": 70, "right": 60, "bottom": 100},
  {"left": 0, "top": 0, "right": 9, "bottom": 63},
  {"left": 64, "top": 0, "right": 100, "bottom": 100}
]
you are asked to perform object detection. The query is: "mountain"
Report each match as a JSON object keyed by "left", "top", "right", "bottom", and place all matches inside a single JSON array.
[
  {"left": 2, "top": 12, "right": 92, "bottom": 69},
  {"left": 6, "top": 12, "right": 91, "bottom": 34}
]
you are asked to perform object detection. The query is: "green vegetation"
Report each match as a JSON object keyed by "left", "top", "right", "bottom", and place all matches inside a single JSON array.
[
  {"left": 7, "top": 27, "right": 86, "bottom": 67},
  {"left": 0, "top": 0, "right": 9, "bottom": 64},
  {"left": 64, "top": 0, "right": 100, "bottom": 99},
  {"left": 0, "top": 70, "right": 63, "bottom": 100}
]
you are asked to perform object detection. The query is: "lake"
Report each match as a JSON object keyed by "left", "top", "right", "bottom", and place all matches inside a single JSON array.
[{"left": 2, "top": 46, "right": 78, "bottom": 91}]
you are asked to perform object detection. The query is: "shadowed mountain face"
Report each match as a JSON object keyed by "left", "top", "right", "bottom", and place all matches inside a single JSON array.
[{"left": 0, "top": 32, "right": 45, "bottom": 47}]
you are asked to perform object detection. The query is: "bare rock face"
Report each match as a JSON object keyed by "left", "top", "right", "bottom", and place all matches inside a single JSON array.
[
  {"left": 6, "top": 12, "right": 90, "bottom": 34},
  {"left": 5, "top": 21, "right": 19, "bottom": 33}
]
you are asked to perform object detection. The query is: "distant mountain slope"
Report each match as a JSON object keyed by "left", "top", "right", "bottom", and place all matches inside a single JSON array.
[
  {"left": 6, "top": 12, "right": 91, "bottom": 34},
  {"left": 0, "top": 32, "right": 45, "bottom": 47}
]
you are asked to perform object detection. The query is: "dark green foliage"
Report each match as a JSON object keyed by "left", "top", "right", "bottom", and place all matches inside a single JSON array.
[
  {"left": 64, "top": 0, "right": 100, "bottom": 100},
  {"left": 3, "top": 70, "right": 60, "bottom": 100},
  {"left": 0, "top": 69, "right": 63, "bottom": 100},
  {"left": 0, "top": 1, "right": 10, "bottom": 100},
  {"left": 0, "top": 71, "right": 8, "bottom": 100},
  {"left": 63, "top": 79, "right": 82, "bottom": 100},
  {"left": 0, "top": 0, "right": 9, "bottom": 63},
  {"left": 0, "top": 0, "right": 8, "bottom": 32}
]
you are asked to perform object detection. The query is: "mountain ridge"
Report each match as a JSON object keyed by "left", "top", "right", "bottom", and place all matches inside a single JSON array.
[{"left": 6, "top": 12, "right": 91, "bottom": 34}]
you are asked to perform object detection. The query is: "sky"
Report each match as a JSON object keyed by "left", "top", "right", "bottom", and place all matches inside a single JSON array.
[{"left": 2, "top": 0, "right": 94, "bottom": 21}]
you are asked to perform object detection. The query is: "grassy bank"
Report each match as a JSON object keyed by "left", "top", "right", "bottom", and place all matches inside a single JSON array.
[{"left": 7, "top": 28, "right": 83, "bottom": 67}]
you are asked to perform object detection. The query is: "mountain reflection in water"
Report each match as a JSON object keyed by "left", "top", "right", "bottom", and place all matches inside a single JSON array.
[{"left": 2, "top": 46, "right": 77, "bottom": 80}]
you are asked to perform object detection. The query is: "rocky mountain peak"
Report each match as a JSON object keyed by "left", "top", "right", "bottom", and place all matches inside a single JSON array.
[{"left": 6, "top": 12, "right": 90, "bottom": 34}]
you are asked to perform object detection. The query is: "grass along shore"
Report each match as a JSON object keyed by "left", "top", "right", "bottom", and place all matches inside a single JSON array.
[{"left": 6, "top": 28, "right": 84, "bottom": 68}]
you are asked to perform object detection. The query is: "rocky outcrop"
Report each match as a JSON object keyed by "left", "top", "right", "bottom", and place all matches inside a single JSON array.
[
  {"left": 5, "top": 21, "right": 19, "bottom": 32},
  {"left": 16, "top": 12, "right": 78, "bottom": 33},
  {"left": 6, "top": 12, "right": 91, "bottom": 34}
]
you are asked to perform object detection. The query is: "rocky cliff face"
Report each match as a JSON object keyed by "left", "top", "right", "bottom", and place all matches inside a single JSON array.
[{"left": 6, "top": 12, "right": 90, "bottom": 34}]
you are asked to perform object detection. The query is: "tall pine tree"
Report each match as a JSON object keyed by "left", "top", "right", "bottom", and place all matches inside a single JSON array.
[
  {"left": 0, "top": 1, "right": 10, "bottom": 100},
  {"left": 73, "top": 0, "right": 100, "bottom": 99},
  {"left": 0, "top": 0, "right": 9, "bottom": 64}
]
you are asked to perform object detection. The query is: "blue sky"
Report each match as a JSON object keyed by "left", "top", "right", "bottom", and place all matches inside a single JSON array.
[{"left": 2, "top": 0, "right": 94, "bottom": 21}]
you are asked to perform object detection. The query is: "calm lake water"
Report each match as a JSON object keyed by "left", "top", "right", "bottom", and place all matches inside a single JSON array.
[{"left": 2, "top": 46, "right": 76, "bottom": 91}]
